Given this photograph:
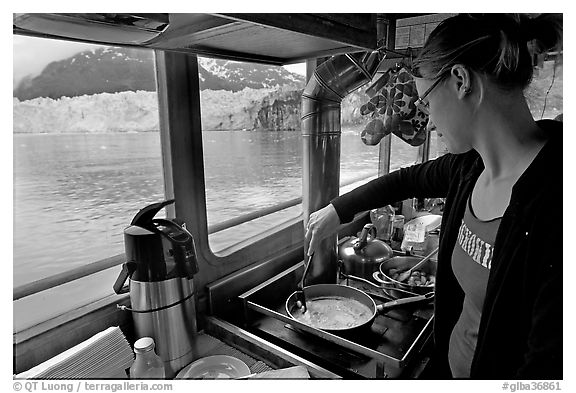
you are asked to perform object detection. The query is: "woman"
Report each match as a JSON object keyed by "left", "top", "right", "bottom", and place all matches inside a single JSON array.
[{"left": 305, "top": 14, "right": 562, "bottom": 379}]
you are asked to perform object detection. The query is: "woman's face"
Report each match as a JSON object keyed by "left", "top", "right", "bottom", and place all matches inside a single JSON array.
[{"left": 415, "top": 75, "right": 473, "bottom": 154}]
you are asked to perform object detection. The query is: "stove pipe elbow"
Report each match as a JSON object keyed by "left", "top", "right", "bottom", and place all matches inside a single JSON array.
[{"left": 301, "top": 51, "right": 381, "bottom": 284}]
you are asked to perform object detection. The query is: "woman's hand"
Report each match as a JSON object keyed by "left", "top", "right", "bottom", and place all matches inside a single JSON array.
[{"left": 305, "top": 203, "right": 342, "bottom": 256}]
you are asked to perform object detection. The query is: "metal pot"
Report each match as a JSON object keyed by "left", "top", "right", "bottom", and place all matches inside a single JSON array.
[
  {"left": 338, "top": 223, "right": 394, "bottom": 282},
  {"left": 285, "top": 284, "right": 434, "bottom": 335},
  {"left": 373, "top": 255, "right": 436, "bottom": 298}
]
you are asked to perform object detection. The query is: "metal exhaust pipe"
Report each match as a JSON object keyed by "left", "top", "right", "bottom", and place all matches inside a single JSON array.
[{"left": 302, "top": 51, "right": 381, "bottom": 284}]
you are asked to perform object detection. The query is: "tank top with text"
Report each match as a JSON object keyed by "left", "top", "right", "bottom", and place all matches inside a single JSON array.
[{"left": 448, "top": 196, "right": 501, "bottom": 377}]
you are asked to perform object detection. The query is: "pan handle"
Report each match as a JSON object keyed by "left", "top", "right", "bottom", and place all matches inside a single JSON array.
[{"left": 376, "top": 292, "right": 434, "bottom": 312}]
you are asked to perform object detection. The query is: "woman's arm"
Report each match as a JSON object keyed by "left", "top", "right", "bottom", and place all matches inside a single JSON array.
[
  {"left": 331, "top": 152, "right": 460, "bottom": 223},
  {"left": 305, "top": 152, "right": 469, "bottom": 255}
]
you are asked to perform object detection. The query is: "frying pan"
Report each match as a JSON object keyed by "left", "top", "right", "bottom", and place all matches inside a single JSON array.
[
  {"left": 286, "top": 284, "right": 434, "bottom": 334},
  {"left": 373, "top": 255, "right": 437, "bottom": 298}
]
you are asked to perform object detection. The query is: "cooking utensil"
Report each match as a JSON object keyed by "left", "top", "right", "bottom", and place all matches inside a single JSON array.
[
  {"left": 373, "top": 255, "right": 437, "bottom": 298},
  {"left": 295, "top": 253, "right": 312, "bottom": 312},
  {"left": 341, "top": 272, "right": 422, "bottom": 297},
  {"left": 338, "top": 223, "right": 394, "bottom": 282},
  {"left": 396, "top": 247, "right": 439, "bottom": 283},
  {"left": 285, "top": 284, "right": 434, "bottom": 334}
]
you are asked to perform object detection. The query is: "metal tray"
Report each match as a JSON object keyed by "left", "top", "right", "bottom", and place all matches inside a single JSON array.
[{"left": 238, "top": 261, "right": 433, "bottom": 370}]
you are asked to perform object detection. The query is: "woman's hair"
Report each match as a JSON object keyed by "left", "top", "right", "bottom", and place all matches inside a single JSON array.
[{"left": 412, "top": 14, "right": 562, "bottom": 90}]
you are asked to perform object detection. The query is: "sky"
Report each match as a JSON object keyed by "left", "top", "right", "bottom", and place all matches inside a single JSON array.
[
  {"left": 12, "top": 34, "right": 306, "bottom": 87},
  {"left": 12, "top": 35, "right": 104, "bottom": 86}
]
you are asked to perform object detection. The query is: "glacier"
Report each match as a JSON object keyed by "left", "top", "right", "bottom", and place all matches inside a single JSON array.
[{"left": 13, "top": 88, "right": 281, "bottom": 134}]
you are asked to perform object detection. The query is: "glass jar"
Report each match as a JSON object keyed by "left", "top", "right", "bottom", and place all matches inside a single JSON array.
[
  {"left": 370, "top": 205, "right": 395, "bottom": 242},
  {"left": 390, "top": 215, "right": 405, "bottom": 250}
]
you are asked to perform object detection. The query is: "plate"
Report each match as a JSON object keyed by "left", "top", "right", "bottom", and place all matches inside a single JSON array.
[{"left": 175, "top": 355, "right": 251, "bottom": 379}]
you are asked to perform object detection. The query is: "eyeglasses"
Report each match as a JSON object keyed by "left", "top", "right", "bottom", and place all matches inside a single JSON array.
[{"left": 415, "top": 73, "right": 449, "bottom": 109}]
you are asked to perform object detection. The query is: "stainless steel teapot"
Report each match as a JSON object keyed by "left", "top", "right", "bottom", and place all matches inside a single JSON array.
[{"left": 338, "top": 223, "right": 394, "bottom": 282}]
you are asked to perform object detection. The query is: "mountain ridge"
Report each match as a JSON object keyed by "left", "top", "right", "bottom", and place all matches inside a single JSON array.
[{"left": 13, "top": 47, "right": 306, "bottom": 101}]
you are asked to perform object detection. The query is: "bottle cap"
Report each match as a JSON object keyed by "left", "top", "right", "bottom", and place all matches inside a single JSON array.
[{"left": 134, "top": 337, "right": 155, "bottom": 353}]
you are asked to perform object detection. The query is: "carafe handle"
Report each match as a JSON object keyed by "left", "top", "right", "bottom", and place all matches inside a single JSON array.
[{"left": 113, "top": 261, "right": 137, "bottom": 294}]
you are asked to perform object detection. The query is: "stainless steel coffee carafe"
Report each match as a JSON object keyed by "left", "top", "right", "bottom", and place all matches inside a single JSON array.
[{"left": 113, "top": 199, "right": 199, "bottom": 378}]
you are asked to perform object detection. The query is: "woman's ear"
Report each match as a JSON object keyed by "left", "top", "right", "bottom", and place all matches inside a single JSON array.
[{"left": 450, "top": 64, "right": 472, "bottom": 98}]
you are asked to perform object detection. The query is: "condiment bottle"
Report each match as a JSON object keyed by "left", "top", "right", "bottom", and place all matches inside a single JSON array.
[{"left": 130, "top": 337, "right": 166, "bottom": 379}]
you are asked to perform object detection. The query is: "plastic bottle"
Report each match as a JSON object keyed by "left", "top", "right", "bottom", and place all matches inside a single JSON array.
[
  {"left": 130, "top": 337, "right": 166, "bottom": 379},
  {"left": 401, "top": 219, "right": 426, "bottom": 254}
]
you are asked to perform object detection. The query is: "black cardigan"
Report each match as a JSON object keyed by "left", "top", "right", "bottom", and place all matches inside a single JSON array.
[{"left": 331, "top": 120, "right": 562, "bottom": 379}]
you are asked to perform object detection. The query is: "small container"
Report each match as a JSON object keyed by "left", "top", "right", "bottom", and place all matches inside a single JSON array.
[
  {"left": 390, "top": 215, "right": 405, "bottom": 250},
  {"left": 424, "top": 229, "right": 440, "bottom": 257},
  {"left": 130, "top": 337, "right": 166, "bottom": 379}
]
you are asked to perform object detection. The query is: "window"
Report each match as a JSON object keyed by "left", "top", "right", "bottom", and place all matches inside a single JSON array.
[
  {"left": 339, "top": 85, "right": 426, "bottom": 193},
  {"left": 340, "top": 90, "right": 383, "bottom": 193},
  {"left": 199, "top": 57, "right": 306, "bottom": 253},
  {"left": 13, "top": 36, "right": 163, "bottom": 331},
  {"left": 390, "top": 135, "right": 425, "bottom": 170},
  {"left": 340, "top": 129, "right": 380, "bottom": 192},
  {"left": 429, "top": 130, "right": 449, "bottom": 160},
  {"left": 526, "top": 57, "right": 563, "bottom": 120}
]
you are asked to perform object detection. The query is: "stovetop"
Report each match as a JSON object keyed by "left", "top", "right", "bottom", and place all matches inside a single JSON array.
[{"left": 238, "top": 261, "right": 434, "bottom": 378}]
